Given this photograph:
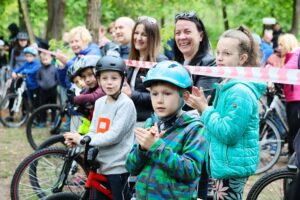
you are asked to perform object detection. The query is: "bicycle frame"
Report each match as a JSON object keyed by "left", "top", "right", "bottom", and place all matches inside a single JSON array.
[
  {"left": 82, "top": 171, "right": 112, "bottom": 199},
  {"left": 12, "top": 79, "right": 26, "bottom": 113}
]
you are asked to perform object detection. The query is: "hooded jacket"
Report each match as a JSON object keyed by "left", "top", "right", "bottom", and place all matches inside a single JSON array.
[
  {"left": 283, "top": 48, "right": 300, "bottom": 102},
  {"left": 126, "top": 110, "right": 208, "bottom": 199},
  {"left": 14, "top": 59, "right": 41, "bottom": 89},
  {"left": 201, "top": 79, "right": 266, "bottom": 179}
]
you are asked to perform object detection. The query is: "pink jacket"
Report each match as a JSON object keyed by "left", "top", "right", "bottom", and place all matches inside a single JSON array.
[
  {"left": 74, "top": 86, "right": 105, "bottom": 105},
  {"left": 283, "top": 48, "right": 300, "bottom": 102}
]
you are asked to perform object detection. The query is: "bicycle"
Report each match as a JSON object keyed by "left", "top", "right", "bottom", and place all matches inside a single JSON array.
[
  {"left": 10, "top": 147, "right": 88, "bottom": 200},
  {"left": 0, "top": 77, "right": 31, "bottom": 127},
  {"left": 45, "top": 136, "right": 133, "bottom": 200},
  {"left": 47, "top": 136, "right": 136, "bottom": 200},
  {"left": 256, "top": 89, "right": 289, "bottom": 174},
  {"left": 26, "top": 100, "right": 91, "bottom": 150},
  {"left": 0, "top": 65, "right": 12, "bottom": 101},
  {"left": 246, "top": 164, "right": 297, "bottom": 200}
]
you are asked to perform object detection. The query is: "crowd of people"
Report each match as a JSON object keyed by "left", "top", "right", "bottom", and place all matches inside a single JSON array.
[{"left": 1, "top": 13, "right": 300, "bottom": 200}]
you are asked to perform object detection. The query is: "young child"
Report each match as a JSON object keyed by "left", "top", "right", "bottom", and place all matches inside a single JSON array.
[
  {"left": 186, "top": 25, "right": 267, "bottom": 200},
  {"left": 66, "top": 55, "right": 105, "bottom": 132},
  {"left": 64, "top": 55, "right": 137, "bottom": 199},
  {"left": 35, "top": 52, "right": 58, "bottom": 127},
  {"left": 66, "top": 55, "right": 105, "bottom": 106},
  {"left": 126, "top": 61, "right": 208, "bottom": 199},
  {"left": 12, "top": 46, "right": 41, "bottom": 111}
]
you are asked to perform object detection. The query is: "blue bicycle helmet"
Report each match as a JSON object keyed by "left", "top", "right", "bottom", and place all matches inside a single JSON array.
[
  {"left": 23, "top": 47, "right": 37, "bottom": 56},
  {"left": 143, "top": 61, "right": 192, "bottom": 89}
]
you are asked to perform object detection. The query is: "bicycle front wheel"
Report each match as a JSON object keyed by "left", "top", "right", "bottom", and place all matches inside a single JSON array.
[
  {"left": 10, "top": 148, "right": 87, "bottom": 200},
  {"left": 247, "top": 167, "right": 297, "bottom": 200},
  {"left": 37, "top": 134, "right": 66, "bottom": 150},
  {"left": 256, "top": 119, "right": 282, "bottom": 174},
  {"left": 26, "top": 104, "right": 63, "bottom": 150},
  {"left": 46, "top": 192, "right": 79, "bottom": 200},
  {"left": 0, "top": 93, "right": 30, "bottom": 127}
]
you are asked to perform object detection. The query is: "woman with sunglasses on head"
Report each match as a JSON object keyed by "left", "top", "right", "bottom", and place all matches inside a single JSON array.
[
  {"left": 174, "top": 11, "right": 219, "bottom": 200},
  {"left": 174, "top": 12, "right": 220, "bottom": 97},
  {"left": 122, "top": 16, "right": 168, "bottom": 125}
]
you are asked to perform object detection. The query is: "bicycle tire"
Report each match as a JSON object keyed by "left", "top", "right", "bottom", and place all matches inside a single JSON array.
[
  {"left": 46, "top": 192, "right": 79, "bottom": 200},
  {"left": 247, "top": 167, "right": 297, "bottom": 200},
  {"left": 0, "top": 93, "right": 30, "bottom": 127},
  {"left": 37, "top": 134, "right": 66, "bottom": 150},
  {"left": 10, "top": 148, "right": 87, "bottom": 200},
  {"left": 26, "top": 104, "right": 63, "bottom": 150},
  {"left": 256, "top": 118, "right": 282, "bottom": 174}
]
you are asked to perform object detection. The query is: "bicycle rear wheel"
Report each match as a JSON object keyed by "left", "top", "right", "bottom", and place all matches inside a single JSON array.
[
  {"left": 0, "top": 93, "right": 30, "bottom": 127},
  {"left": 256, "top": 119, "right": 282, "bottom": 174},
  {"left": 26, "top": 104, "right": 63, "bottom": 150},
  {"left": 10, "top": 148, "right": 87, "bottom": 200},
  {"left": 247, "top": 167, "right": 297, "bottom": 200}
]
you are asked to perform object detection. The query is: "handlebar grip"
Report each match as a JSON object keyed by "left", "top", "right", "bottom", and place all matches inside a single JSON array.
[{"left": 80, "top": 136, "right": 91, "bottom": 145}]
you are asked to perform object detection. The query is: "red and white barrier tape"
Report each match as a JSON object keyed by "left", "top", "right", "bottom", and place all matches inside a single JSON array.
[
  {"left": 33, "top": 47, "right": 300, "bottom": 85},
  {"left": 125, "top": 60, "right": 300, "bottom": 85}
]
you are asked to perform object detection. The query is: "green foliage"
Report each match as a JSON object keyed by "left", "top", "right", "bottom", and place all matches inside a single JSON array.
[
  {"left": 0, "top": 0, "right": 299, "bottom": 50},
  {"left": 65, "top": 0, "right": 87, "bottom": 29},
  {"left": 0, "top": 0, "right": 19, "bottom": 39},
  {"left": 48, "top": 39, "right": 73, "bottom": 57}
]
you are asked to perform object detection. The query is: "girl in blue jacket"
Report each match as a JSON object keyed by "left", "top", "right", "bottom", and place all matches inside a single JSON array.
[{"left": 186, "top": 25, "right": 266, "bottom": 200}]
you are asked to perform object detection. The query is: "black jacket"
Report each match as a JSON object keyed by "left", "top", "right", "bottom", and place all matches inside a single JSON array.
[
  {"left": 126, "top": 54, "right": 168, "bottom": 121},
  {"left": 189, "top": 52, "right": 221, "bottom": 97}
]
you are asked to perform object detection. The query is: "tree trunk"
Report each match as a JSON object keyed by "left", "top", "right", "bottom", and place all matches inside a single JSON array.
[
  {"left": 18, "top": 0, "right": 26, "bottom": 31},
  {"left": 46, "top": 0, "right": 66, "bottom": 40},
  {"left": 19, "top": 0, "right": 35, "bottom": 44},
  {"left": 290, "top": 0, "right": 300, "bottom": 35},
  {"left": 86, "top": 0, "right": 101, "bottom": 44},
  {"left": 222, "top": 4, "right": 229, "bottom": 30}
]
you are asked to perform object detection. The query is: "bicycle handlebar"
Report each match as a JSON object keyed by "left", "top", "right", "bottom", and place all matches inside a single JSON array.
[{"left": 80, "top": 135, "right": 91, "bottom": 145}]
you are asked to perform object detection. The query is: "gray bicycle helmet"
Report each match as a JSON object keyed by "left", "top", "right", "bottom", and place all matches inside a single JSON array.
[
  {"left": 95, "top": 55, "right": 126, "bottom": 77},
  {"left": 67, "top": 55, "right": 101, "bottom": 82},
  {"left": 17, "top": 32, "right": 29, "bottom": 40}
]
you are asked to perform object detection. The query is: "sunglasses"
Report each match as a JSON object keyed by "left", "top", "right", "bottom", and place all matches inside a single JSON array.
[
  {"left": 175, "top": 12, "right": 198, "bottom": 21},
  {"left": 138, "top": 16, "right": 157, "bottom": 24}
]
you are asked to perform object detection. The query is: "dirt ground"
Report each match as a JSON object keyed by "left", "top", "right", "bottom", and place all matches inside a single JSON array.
[
  {"left": 0, "top": 124, "right": 290, "bottom": 200},
  {"left": 0, "top": 125, "right": 33, "bottom": 200}
]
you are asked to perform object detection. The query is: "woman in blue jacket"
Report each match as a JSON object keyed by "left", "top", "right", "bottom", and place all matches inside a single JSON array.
[{"left": 186, "top": 26, "right": 266, "bottom": 200}]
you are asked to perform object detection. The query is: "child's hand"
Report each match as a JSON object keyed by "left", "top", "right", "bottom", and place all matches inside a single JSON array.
[
  {"left": 135, "top": 125, "right": 165, "bottom": 151},
  {"left": 135, "top": 128, "right": 157, "bottom": 150},
  {"left": 185, "top": 86, "right": 208, "bottom": 113},
  {"left": 12, "top": 72, "right": 17, "bottom": 79},
  {"left": 149, "top": 123, "right": 166, "bottom": 139},
  {"left": 64, "top": 132, "right": 81, "bottom": 148}
]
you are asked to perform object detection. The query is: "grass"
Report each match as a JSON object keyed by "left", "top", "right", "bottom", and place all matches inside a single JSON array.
[{"left": 0, "top": 125, "right": 33, "bottom": 199}]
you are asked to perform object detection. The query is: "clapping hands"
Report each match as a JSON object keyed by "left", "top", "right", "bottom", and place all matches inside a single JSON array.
[{"left": 135, "top": 123, "right": 165, "bottom": 151}]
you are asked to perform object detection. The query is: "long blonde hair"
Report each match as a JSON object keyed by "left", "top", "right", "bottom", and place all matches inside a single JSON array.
[{"left": 278, "top": 33, "right": 299, "bottom": 52}]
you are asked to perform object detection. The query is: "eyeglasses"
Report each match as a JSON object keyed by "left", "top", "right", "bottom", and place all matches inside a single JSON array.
[
  {"left": 175, "top": 12, "right": 197, "bottom": 21},
  {"left": 138, "top": 16, "right": 157, "bottom": 24}
]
